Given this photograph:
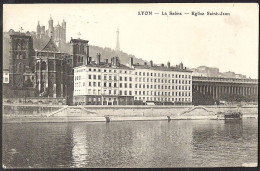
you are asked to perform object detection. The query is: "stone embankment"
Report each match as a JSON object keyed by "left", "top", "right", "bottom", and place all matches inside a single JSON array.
[{"left": 3, "top": 104, "right": 258, "bottom": 123}]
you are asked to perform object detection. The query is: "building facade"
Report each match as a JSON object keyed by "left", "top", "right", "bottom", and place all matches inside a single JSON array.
[
  {"left": 34, "top": 38, "right": 70, "bottom": 98},
  {"left": 9, "top": 33, "right": 34, "bottom": 90},
  {"left": 192, "top": 76, "right": 258, "bottom": 105},
  {"left": 4, "top": 30, "right": 89, "bottom": 105},
  {"left": 73, "top": 56, "right": 192, "bottom": 105}
]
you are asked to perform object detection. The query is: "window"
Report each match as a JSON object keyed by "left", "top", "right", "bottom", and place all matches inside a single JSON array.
[
  {"left": 89, "top": 75, "right": 92, "bottom": 79},
  {"left": 124, "top": 91, "right": 127, "bottom": 95},
  {"left": 120, "top": 76, "right": 122, "bottom": 81},
  {"left": 89, "top": 82, "right": 92, "bottom": 86},
  {"left": 120, "top": 83, "right": 122, "bottom": 88},
  {"left": 93, "top": 82, "right": 96, "bottom": 87},
  {"left": 104, "top": 82, "right": 107, "bottom": 87},
  {"left": 114, "top": 83, "right": 117, "bottom": 87},
  {"left": 114, "top": 90, "right": 117, "bottom": 95},
  {"left": 109, "top": 90, "right": 111, "bottom": 95},
  {"left": 109, "top": 83, "right": 112, "bottom": 87},
  {"left": 98, "top": 82, "right": 101, "bottom": 87},
  {"left": 129, "top": 84, "right": 132, "bottom": 88},
  {"left": 120, "top": 91, "right": 122, "bottom": 95},
  {"left": 129, "top": 77, "right": 132, "bottom": 81},
  {"left": 125, "top": 83, "right": 127, "bottom": 88},
  {"left": 125, "top": 77, "right": 127, "bottom": 81},
  {"left": 98, "top": 75, "right": 101, "bottom": 80},
  {"left": 129, "top": 91, "right": 132, "bottom": 95}
]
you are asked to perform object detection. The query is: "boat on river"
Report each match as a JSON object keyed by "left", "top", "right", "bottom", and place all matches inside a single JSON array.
[{"left": 217, "top": 111, "right": 243, "bottom": 120}]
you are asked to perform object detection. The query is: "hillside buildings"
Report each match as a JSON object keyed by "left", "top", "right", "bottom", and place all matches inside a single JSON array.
[{"left": 2, "top": 17, "right": 258, "bottom": 106}]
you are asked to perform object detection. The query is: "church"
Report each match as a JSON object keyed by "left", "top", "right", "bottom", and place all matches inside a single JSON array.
[{"left": 5, "top": 30, "right": 89, "bottom": 105}]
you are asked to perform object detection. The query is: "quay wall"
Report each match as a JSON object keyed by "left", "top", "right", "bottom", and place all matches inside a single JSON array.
[
  {"left": 3, "top": 104, "right": 258, "bottom": 117},
  {"left": 3, "top": 104, "right": 64, "bottom": 116}
]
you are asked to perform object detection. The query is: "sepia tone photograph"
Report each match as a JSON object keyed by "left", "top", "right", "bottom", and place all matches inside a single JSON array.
[{"left": 2, "top": 3, "right": 258, "bottom": 168}]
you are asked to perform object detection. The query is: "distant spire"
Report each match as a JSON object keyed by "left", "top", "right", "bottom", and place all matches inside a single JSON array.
[
  {"left": 50, "top": 14, "right": 53, "bottom": 20},
  {"left": 78, "top": 32, "right": 81, "bottom": 39},
  {"left": 38, "top": 21, "right": 40, "bottom": 26},
  {"left": 20, "top": 27, "right": 23, "bottom": 33},
  {"left": 116, "top": 28, "right": 120, "bottom": 52}
]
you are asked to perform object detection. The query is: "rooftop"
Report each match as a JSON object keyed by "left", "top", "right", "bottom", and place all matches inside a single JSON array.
[{"left": 133, "top": 64, "right": 192, "bottom": 73}]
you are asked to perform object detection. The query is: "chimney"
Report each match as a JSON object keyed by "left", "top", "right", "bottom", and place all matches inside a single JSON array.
[
  {"left": 96, "top": 53, "right": 101, "bottom": 65},
  {"left": 104, "top": 59, "right": 108, "bottom": 64},
  {"left": 129, "top": 57, "right": 133, "bottom": 67},
  {"left": 115, "top": 57, "right": 119, "bottom": 66},
  {"left": 167, "top": 62, "right": 170, "bottom": 68},
  {"left": 180, "top": 62, "right": 184, "bottom": 69},
  {"left": 144, "top": 62, "right": 147, "bottom": 65},
  {"left": 150, "top": 60, "right": 153, "bottom": 67},
  {"left": 89, "top": 57, "right": 92, "bottom": 64},
  {"left": 161, "top": 64, "right": 164, "bottom": 67},
  {"left": 111, "top": 57, "right": 114, "bottom": 64}
]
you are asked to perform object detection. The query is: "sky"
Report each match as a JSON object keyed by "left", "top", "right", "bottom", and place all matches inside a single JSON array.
[{"left": 3, "top": 3, "right": 259, "bottom": 78}]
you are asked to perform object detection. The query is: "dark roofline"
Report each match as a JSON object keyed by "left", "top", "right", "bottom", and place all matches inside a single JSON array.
[
  {"left": 133, "top": 65, "right": 192, "bottom": 73},
  {"left": 10, "top": 33, "right": 32, "bottom": 38},
  {"left": 70, "top": 38, "right": 89, "bottom": 44},
  {"left": 74, "top": 63, "right": 134, "bottom": 70}
]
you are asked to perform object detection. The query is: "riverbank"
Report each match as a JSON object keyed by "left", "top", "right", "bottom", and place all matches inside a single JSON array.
[{"left": 3, "top": 104, "right": 258, "bottom": 123}]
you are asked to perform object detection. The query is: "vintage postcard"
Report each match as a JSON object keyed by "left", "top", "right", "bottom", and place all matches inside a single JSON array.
[{"left": 2, "top": 3, "right": 258, "bottom": 168}]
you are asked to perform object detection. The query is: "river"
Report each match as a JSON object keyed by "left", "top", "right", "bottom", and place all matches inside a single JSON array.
[{"left": 2, "top": 119, "right": 257, "bottom": 168}]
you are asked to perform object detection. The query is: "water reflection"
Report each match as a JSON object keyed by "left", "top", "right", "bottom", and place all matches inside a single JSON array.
[{"left": 2, "top": 119, "right": 257, "bottom": 168}]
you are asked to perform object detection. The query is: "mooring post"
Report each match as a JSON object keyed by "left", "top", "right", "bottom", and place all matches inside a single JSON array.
[{"left": 105, "top": 116, "right": 110, "bottom": 123}]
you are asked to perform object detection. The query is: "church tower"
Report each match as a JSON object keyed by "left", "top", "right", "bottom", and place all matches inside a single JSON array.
[
  {"left": 48, "top": 15, "right": 54, "bottom": 38},
  {"left": 36, "top": 21, "right": 41, "bottom": 39},
  {"left": 9, "top": 33, "right": 34, "bottom": 89},
  {"left": 62, "top": 19, "right": 66, "bottom": 43},
  {"left": 116, "top": 28, "right": 120, "bottom": 52}
]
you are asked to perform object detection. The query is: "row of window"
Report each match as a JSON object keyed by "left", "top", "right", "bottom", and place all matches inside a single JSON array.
[
  {"left": 76, "top": 68, "right": 192, "bottom": 79},
  {"left": 135, "top": 71, "right": 191, "bottom": 79},
  {"left": 135, "top": 97, "right": 191, "bottom": 102},
  {"left": 76, "top": 81, "right": 191, "bottom": 90},
  {"left": 75, "top": 88, "right": 191, "bottom": 97},
  {"left": 85, "top": 74, "right": 191, "bottom": 84},
  {"left": 87, "top": 68, "right": 132, "bottom": 74}
]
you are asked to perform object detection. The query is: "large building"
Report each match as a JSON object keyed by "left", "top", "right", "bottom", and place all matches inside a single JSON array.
[
  {"left": 192, "top": 76, "right": 258, "bottom": 105},
  {"left": 4, "top": 30, "right": 89, "bottom": 105},
  {"left": 73, "top": 56, "right": 193, "bottom": 105},
  {"left": 36, "top": 16, "right": 66, "bottom": 48}
]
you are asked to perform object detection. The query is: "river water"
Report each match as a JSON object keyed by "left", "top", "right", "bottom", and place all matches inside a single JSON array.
[{"left": 2, "top": 119, "right": 258, "bottom": 168}]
